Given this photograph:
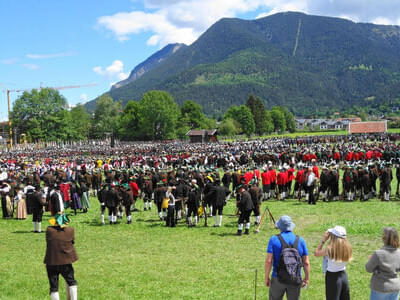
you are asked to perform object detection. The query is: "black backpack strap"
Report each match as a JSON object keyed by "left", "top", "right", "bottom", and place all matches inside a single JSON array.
[
  {"left": 293, "top": 235, "right": 300, "bottom": 250},
  {"left": 277, "top": 234, "right": 289, "bottom": 248}
]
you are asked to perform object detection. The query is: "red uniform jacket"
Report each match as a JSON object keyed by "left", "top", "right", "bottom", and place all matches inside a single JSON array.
[
  {"left": 129, "top": 181, "right": 139, "bottom": 197},
  {"left": 268, "top": 169, "right": 277, "bottom": 184},
  {"left": 244, "top": 172, "right": 254, "bottom": 184},
  {"left": 366, "top": 150, "right": 373, "bottom": 160},
  {"left": 295, "top": 170, "right": 305, "bottom": 183},
  {"left": 60, "top": 183, "right": 70, "bottom": 202},
  {"left": 312, "top": 166, "right": 319, "bottom": 178},
  {"left": 261, "top": 171, "right": 270, "bottom": 185},
  {"left": 287, "top": 168, "right": 295, "bottom": 182},
  {"left": 277, "top": 171, "right": 287, "bottom": 185},
  {"left": 334, "top": 152, "right": 341, "bottom": 161}
]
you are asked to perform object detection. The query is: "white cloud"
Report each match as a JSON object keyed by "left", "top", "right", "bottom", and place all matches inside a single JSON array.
[
  {"left": 1, "top": 58, "right": 19, "bottom": 64},
  {"left": 26, "top": 51, "right": 76, "bottom": 59},
  {"left": 80, "top": 93, "right": 88, "bottom": 101},
  {"left": 256, "top": 12, "right": 269, "bottom": 19},
  {"left": 372, "top": 17, "right": 392, "bottom": 25},
  {"left": 22, "top": 63, "right": 39, "bottom": 70},
  {"left": 93, "top": 60, "right": 129, "bottom": 82},
  {"left": 97, "top": 0, "right": 267, "bottom": 46},
  {"left": 118, "top": 72, "right": 129, "bottom": 81},
  {"left": 97, "top": 0, "right": 400, "bottom": 47}
]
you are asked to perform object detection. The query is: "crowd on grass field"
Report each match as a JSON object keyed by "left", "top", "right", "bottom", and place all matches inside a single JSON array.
[
  {"left": 1, "top": 132, "right": 400, "bottom": 229},
  {"left": 2, "top": 132, "right": 400, "bottom": 299}
]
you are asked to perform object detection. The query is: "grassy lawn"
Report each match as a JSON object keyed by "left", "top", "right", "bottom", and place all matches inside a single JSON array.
[
  {"left": 389, "top": 128, "right": 400, "bottom": 133},
  {"left": 1, "top": 187, "right": 400, "bottom": 299},
  {"left": 220, "top": 130, "right": 348, "bottom": 141},
  {"left": 221, "top": 127, "right": 400, "bottom": 141}
]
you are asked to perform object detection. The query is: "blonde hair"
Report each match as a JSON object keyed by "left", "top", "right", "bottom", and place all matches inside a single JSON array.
[
  {"left": 327, "top": 235, "right": 353, "bottom": 262},
  {"left": 383, "top": 227, "right": 400, "bottom": 248}
]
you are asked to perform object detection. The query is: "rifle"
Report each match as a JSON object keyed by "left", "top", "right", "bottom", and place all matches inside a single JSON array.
[
  {"left": 266, "top": 206, "right": 276, "bottom": 225},
  {"left": 255, "top": 206, "right": 276, "bottom": 233},
  {"left": 255, "top": 207, "right": 267, "bottom": 233}
]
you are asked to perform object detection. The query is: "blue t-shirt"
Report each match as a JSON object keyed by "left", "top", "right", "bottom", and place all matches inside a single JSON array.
[{"left": 266, "top": 231, "right": 308, "bottom": 278}]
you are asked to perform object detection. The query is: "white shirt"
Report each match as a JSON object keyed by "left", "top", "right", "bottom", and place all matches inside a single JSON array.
[
  {"left": 0, "top": 183, "right": 10, "bottom": 193},
  {"left": 307, "top": 172, "right": 316, "bottom": 187},
  {"left": 326, "top": 256, "right": 347, "bottom": 272}
]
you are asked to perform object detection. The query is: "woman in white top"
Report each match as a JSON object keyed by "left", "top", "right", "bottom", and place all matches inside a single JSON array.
[
  {"left": 314, "top": 225, "right": 353, "bottom": 300},
  {"left": 15, "top": 186, "right": 27, "bottom": 220},
  {"left": 165, "top": 186, "right": 176, "bottom": 227}
]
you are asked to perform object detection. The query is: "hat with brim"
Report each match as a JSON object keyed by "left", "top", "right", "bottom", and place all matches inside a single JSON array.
[
  {"left": 49, "top": 213, "right": 70, "bottom": 228},
  {"left": 328, "top": 225, "right": 347, "bottom": 239},
  {"left": 275, "top": 215, "right": 295, "bottom": 232}
]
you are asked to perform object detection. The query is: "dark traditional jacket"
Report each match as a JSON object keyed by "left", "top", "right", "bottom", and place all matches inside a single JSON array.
[{"left": 44, "top": 226, "right": 78, "bottom": 265}]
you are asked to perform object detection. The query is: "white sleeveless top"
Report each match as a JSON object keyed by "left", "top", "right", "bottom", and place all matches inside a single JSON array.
[{"left": 323, "top": 256, "right": 347, "bottom": 272}]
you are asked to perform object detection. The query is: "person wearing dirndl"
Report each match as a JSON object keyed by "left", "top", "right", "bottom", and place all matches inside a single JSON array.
[
  {"left": 79, "top": 181, "right": 90, "bottom": 213},
  {"left": 15, "top": 185, "right": 27, "bottom": 220}
]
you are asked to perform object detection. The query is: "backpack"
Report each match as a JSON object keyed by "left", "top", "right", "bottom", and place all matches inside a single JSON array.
[{"left": 276, "top": 234, "right": 302, "bottom": 285}]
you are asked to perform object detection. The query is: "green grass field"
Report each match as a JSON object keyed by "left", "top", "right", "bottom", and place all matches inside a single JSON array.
[
  {"left": 1, "top": 187, "right": 400, "bottom": 300},
  {"left": 220, "top": 127, "right": 400, "bottom": 141}
]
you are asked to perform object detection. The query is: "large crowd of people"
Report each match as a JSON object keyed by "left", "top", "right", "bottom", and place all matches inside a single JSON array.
[
  {"left": 0, "top": 133, "right": 399, "bottom": 224},
  {"left": 2, "top": 132, "right": 400, "bottom": 299},
  {"left": 1, "top": 133, "right": 400, "bottom": 231}
]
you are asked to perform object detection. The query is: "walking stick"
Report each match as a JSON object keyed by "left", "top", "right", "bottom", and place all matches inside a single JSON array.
[{"left": 254, "top": 269, "right": 257, "bottom": 300}]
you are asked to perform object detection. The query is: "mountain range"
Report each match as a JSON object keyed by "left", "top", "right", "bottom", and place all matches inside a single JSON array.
[{"left": 86, "top": 12, "right": 400, "bottom": 116}]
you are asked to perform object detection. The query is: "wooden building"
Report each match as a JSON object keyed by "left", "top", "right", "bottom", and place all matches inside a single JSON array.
[{"left": 186, "top": 129, "right": 218, "bottom": 143}]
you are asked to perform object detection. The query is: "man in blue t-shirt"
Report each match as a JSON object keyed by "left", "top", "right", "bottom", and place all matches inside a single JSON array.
[{"left": 265, "top": 215, "right": 310, "bottom": 300}]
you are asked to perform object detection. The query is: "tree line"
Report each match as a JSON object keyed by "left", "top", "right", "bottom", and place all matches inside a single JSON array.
[
  {"left": 219, "top": 94, "right": 296, "bottom": 136},
  {"left": 10, "top": 88, "right": 295, "bottom": 142}
]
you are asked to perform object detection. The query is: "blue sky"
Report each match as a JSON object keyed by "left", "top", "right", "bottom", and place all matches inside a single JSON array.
[{"left": 0, "top": 0, "right": 399, "bottom": 121}]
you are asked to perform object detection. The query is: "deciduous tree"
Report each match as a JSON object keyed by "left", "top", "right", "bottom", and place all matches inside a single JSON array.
[
  {"left": 224, "top": 105, "right": 255, "bottom": 136},
  {"left": 91, "top": 94, "right": 122, "bottom": 139},
  {"left": 11, "top": 88, "right": 68, "bottom": 142},
  {"left": 140, "top": 91, "right": 180, "bottom": 140}
]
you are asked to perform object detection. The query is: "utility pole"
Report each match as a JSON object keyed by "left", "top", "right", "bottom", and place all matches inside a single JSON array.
[{"left": 7, "top": 89, "right": 12, "bottom": 147}]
